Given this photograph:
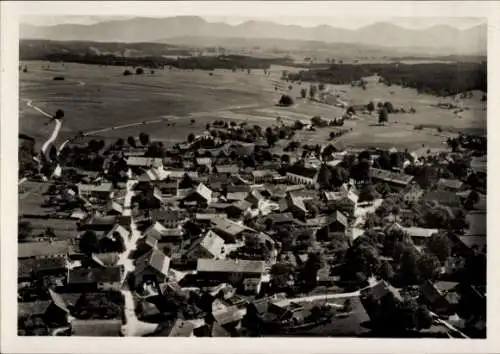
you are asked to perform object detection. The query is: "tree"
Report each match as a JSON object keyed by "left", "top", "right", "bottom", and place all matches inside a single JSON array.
[
  {"left": 190, "top": 119, "right": 196, "bottom": 125},
  {"left": 135, "top": 67, "right": 144, "bottom": 75},
  {"left": 79, "top": 230, "right": 100, "bottom": 256},
  {"left": 366, "top": 101, "right": 375, "bottom": 114},
  {"left": 378, "top": 260, "right": 395, "bottom": 281},
  {"left": 389, "top": 152, "right": 403, "bottom": 169},
  {"left": 280, "top": 154, "right": 290, "bottom": 165},
  {"left": 18, "top": 221, "right": 32, "bottom": 241},
  {"left": 424, "top": 207, "right": 450, "bottom": 229},
  {"left": 138, "top": 132, "right": 150, "bottom": 146},
  {"left": 398, "top": 244, "right": 420, "bottom": 285},
  {"left": 383, "top": 101, "right": 395, "bottom": 113},
  {"left": 270, "top": 263, "right": 295, "bottom": 291},
  {"left": 344, "top": 240, "right": 381, "bottom": 280},
  {"left": 318, "top": 83, "right": 325, "bottom": 91},
  {"left": 293, "top": 120, "right": 305, "bottom": 130},
  {"left": 123, "top": 70, "right": 132, "bottom": 76},
  {"left": 426, "top": 233, "right": 452, "bottom": 263},
  {"left": 45, "top": 227, "right": 56, "bottom": 239},
  {"left": 127, "top": 136, "right": 136, "bottom": 148},
  {"left": 415, "top": 305, "right": 433, "bottom": 330},
  {"left": 279, "top": 94, "right": 294, "bottom": 106},
  {"left": 300, "top": 252, "right": 323, "bottom": 289},
  {"left": 300, "top": 88, "right": 307, "bottom": 98},
  {"left": 464, "top": 190, "right": 480, "bottom": 210},
  {"left": 417, "top": 253, "right": 441, "bottom": 281},
  {"left": 343, "top": 299, "right": 353, "bottom": 312},
  {"left": 378, "top": 108, "right": 389, "bottom": 124},
  {"left": 346, "top": 106, "right": 355, "bottom": 116},
  {"left": 309, "top": 85, "right": 317, "bottom": 99}
]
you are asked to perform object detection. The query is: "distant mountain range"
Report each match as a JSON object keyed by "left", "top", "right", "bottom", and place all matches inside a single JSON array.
[{"left": 20, "top": 16, "right": 487, "bottom": 55}]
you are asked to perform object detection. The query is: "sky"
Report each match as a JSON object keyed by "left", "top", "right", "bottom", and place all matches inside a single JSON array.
[{"left": 21, "top": 15, "right": 486, "bottom": 30}]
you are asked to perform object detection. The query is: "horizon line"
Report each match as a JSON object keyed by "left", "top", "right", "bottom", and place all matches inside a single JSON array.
[{"left": 20, "top": 15, "right": 487, "bottom": 31}]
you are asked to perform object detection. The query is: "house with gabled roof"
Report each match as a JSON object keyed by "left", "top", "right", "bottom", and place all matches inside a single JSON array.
[
  {"left": 422, "top": 190, "right": 461, "bottom": 207},
  {"left": 126, "top": 156, "right": 163, "bottom": 168},
  {"left": 150, "top": 210, "right": 188, "bottom": 228},
  {"left": 143, "top": 222, "right": 183, "bottom": 243},
  {"left": 226, "top": 190, "right": 249, "bottom": 202},
  {"left": 225, "top": 200, "right": 252, "bottom": 219},
  {"left": 402, "top": 227, "right": 439, "bottom": 246},
  {"left": 67, "top": 266, "right": 123, "bottom": 291},
  {"left": 211, "top": 218, "right": 247, "bottom": 243},
  {"left": 185, "top": 230, "right": 226, "bottom": 260},
  {"left": 437, "top": 178, "right": 464, "bottom": 192},
  {"left": 134, "top": 249, "right": 171, "bottom": 287},
  {"left": 196, "top": 258, "right": 265, "bottom": 293},
  {"left": 167, "top": 170, "right": 199, "bottom": 180},
  {"left": 245, "top": 189, "right": 264, "bottom": 207},
  {"left": 419, "top": 280, "right": 454, "bottom": 315},
  {"left": 144, "top": 165, "right": 170, "bottom": 181},
  {"left": 287, "top": 192, "right": 309, "bottom": 220},
  {"left": 77, "top": 183, "right": 114, "bottom": 200},
  {"left": 286, "top": 165, "right": 319, "bottom": 188},
  {"left": 182, "top": 183, "right": 214, "bottom": 208},
  {"left": 370, "top": 168, "right": 413, "bottom": 189},
  {"left": 252, "top": 170, "right": 277, "bottom": 184},
  {"left": 213, "top": 164, "right": 240, "bottom": 175},
  {"left": 104, "top": 224, "right": 130, "bottom": 243}
]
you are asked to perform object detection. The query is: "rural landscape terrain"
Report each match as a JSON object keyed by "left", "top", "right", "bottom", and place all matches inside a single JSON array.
[{"left": 17, "top": 16, "right": 487, "bottom": 339}]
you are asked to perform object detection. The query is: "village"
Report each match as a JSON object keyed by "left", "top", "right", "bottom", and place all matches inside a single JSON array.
[{"left": 17, "top": 99, "right": 487, "bottom": 338}]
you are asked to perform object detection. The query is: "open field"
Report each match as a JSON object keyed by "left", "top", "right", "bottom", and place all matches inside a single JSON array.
[{"left": 20, "top": 61, "right": 486, "bottom": 151}]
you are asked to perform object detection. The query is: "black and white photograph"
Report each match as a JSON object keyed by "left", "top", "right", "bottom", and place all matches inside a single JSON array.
[{"left": 1, "top": 1, "right": 499, "bottom": 353}]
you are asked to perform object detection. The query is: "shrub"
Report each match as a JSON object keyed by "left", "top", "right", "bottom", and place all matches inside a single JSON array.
[
  {"left": 414, "top": 125, "right": 423, "bottom": 130},
  {"left": 123, "top": 70, "right": 132, "bottom": 76},
  {"left": 135, "top": 67, "right": 144, "bottom": 75},
  {"left": 279, "top": 94, "right": 294, "bottom": 106}
]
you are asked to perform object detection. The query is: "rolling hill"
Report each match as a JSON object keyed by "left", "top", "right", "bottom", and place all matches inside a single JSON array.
[{"left": 20, "top": 16, "right": 487, "bottom": 56}]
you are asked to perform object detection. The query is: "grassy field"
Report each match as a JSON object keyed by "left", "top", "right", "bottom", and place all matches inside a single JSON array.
[{"left": 20, "top": 61, "right": 486, "bottom": 151}]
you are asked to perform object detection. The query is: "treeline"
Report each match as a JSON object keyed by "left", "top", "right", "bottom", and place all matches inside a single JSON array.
[
  {"left": 27, "top": 52, "right": 289, "bottom": 71},
  {"left": 19, "top": 39, "right": 291, "bottom": 70},
  {"left": 287, "top": 62, "right": 487, "bottom": 97},
  {"left": 19, "top": 39, "right": 190, "bottom": 60}
]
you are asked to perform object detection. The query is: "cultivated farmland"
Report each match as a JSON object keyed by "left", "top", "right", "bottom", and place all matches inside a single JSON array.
[{"left": 19, "top": 61, "right": 486, "bottom": 151}]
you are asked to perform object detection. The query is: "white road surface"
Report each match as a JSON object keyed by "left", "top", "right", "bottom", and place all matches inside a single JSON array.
[{"left": 118, "top": 180, "right": 159, "bottom": 336}]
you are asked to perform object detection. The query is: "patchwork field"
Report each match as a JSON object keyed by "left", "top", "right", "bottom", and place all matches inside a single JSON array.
[{"left": 19, "top": 61, "right": 486, "bottom": 151}]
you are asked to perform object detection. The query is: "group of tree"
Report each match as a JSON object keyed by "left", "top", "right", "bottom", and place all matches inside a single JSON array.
[
  {"left": 79, "top": 230, "right": 125, "bottom": 256},
  {"left": 287, "top": 62, "right": 486, "bottom": 98},
  {"left": 278, "top": 94, "right": 294, "bottom": 107}
]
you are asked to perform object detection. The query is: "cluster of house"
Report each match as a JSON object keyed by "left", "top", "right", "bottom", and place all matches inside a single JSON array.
[{"left": 17, "top": 127, "right": 486, "bottom": 337}]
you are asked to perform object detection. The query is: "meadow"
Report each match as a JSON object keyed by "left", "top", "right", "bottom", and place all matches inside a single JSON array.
[{"left": 19, "top": 61, "right": 486, "bottom": 151}]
